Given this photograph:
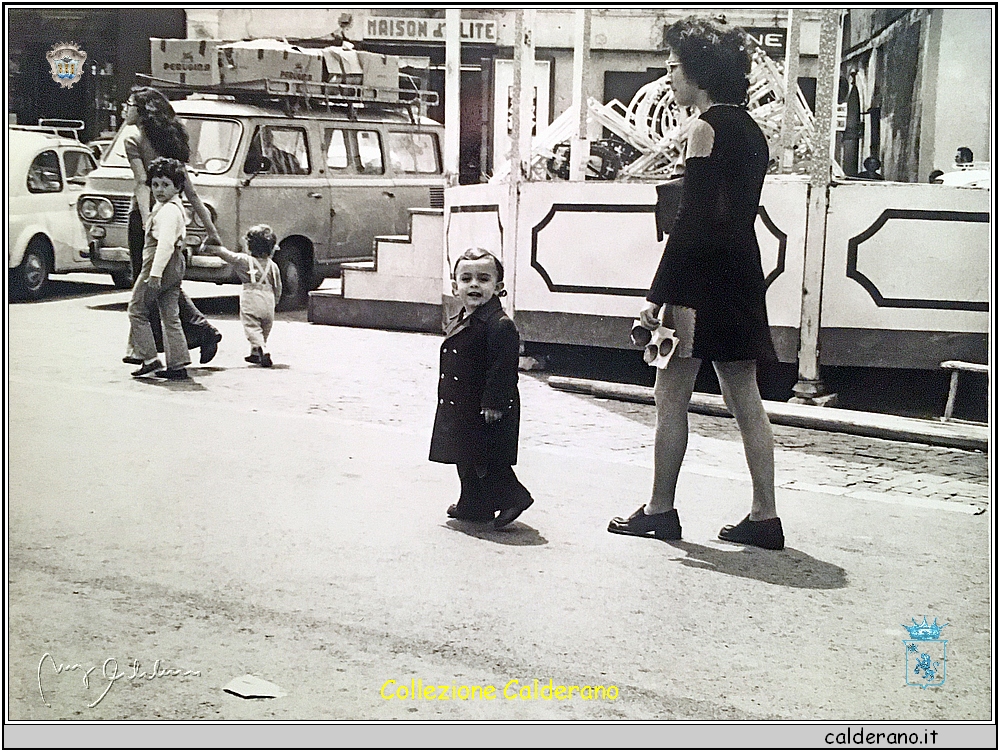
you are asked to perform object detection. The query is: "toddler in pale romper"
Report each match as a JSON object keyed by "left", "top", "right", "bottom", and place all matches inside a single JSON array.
[{"left": 203, "top": 225, "right": 282, "bottom": 367}]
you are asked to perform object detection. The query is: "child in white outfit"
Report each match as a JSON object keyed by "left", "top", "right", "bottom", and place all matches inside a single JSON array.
[{"left": 203, "top": 225, "right": 282, "bottom": 367}]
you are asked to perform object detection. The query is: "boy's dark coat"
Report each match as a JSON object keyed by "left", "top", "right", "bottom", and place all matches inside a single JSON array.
[{"left": 429, "top": 296, "right": 521, "bottom": 467}]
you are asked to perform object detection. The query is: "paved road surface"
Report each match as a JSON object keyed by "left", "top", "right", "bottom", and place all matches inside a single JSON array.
[{"left": 7, "top": 279, "right": 992, "bottom": 724}]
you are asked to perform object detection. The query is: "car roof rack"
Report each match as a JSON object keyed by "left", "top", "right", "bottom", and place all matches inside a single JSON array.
[
  {"left": 135, "top": 73, "right": 439, "bottom": 124},
  {"left": 10, "top": 119, "right": 85, "bottom": 140}
]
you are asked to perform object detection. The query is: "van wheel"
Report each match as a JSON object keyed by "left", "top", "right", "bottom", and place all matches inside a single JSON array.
[
  {"left": 110, "top": 269, "right": 134, "bottom": 289},
  {"left": 11, "top": 238, "right": 52, "bottom": 301},
  {"left": 275, "top": 245, "right": 308, "bottom": 310}
]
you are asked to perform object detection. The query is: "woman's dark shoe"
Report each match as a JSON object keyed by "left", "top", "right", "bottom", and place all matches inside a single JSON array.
[
  {"left": 718, "top": 515, "right": 784, "bottom": 550},
  {"left": 200, "top": 330, "right": 222, "bottom": 364},
  {"left": 122, "top": 356, "right": 143, "bottom": 365},
  {"left": 447, "top": 503, "right": 495, "bottom": 523},
  {"left": 494, "top": 496, "right": 533, "bottom": 529},
  {"left": 608, "top": 506, "right": 681, "bottom": 540},
  {"left": 131, "top": 359, "right": 164, "bottom": 377},
  {"left": 155, "top": 368, "right": 190, "bottom": 381}
]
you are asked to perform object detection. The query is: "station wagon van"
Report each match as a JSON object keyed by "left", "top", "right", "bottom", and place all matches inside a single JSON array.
[{"left": 79, "top": 89, "right": 445, "bottom": 308}]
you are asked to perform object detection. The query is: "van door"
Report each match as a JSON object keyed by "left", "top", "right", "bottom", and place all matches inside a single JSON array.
[
  {"left": 237, "top": 122, "right": 329, "bottom": 295},
  {"left": 385, "top": 129, "right": 444, "bottom": 234},
  {"left": 324, "top": 126, "right": 397, "bottom": 264}
]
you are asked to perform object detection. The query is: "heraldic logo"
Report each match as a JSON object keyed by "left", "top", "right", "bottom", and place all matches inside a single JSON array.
[
  {"left": 902, "top": 616, "right": 948, "bottom": 689},
  {"left": 46, "top": 42, "right": 88, "bottom": 89}
]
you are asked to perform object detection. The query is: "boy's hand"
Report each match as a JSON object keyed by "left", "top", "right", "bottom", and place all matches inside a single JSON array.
[
  {"left": 482, "top": 408, "right": 503, "bottom": 424},
  {"left": 147, "top": 275, "right": 162, "bottom": 294}
]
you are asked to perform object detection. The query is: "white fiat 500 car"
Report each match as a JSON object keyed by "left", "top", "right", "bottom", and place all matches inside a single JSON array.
[{"left": 9, "top": 124, "right": 99, "bottom": 300}]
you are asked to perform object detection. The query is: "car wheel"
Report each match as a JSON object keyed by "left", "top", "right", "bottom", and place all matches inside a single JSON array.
[
  {"left": 11, "top": 239, "right": 52, "bottom": 301},
  {"left": 110, "top": 269, "right": 134, "bottom": 289},
  {"left": 275, "top": 244, "right": 308, "bottom": 310}
]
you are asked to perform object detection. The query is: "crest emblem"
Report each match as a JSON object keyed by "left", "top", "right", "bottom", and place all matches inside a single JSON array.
[
  {"left": 46, "top": 42, "right": 88, "bottom": 89},
  {"left": 902, "top": 616, "right": 948, "bottom": 689}
]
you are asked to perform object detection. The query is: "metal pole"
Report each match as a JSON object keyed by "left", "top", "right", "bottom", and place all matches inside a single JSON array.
[
  {"left": 444, "top": 8, "right": 462, "bottom": 187},
  {"left": 779, "top": 9, "right": 801, "bottom": 173},
  {"left": 517, "top": 9, "right": 536, "bottom": 180},
  {"left": 569, "top": 9, "right": 591, "bottom": 181},
  {"left": 791, "top": 8, "right": 843, "bottom": 405}
]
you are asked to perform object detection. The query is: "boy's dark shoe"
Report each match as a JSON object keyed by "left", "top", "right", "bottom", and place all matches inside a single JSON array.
[
  {"left": 494, "top": 496, "right": 533, "bottom": 529},
  {"left": 131, "top": 360, "right": 164, "bottom": 378},
  {"left": 447, "top": 503, "right": 495, "bottom": 523},
  {"left": 122, "top": 356, "right": 143, "bottom": 365},
  {"left": 718, "top": 515, "right": 784, "bottom": 550},
  {"left": 260, "top": 352, "right": 273, "bottom": 368},
  {"left": 200, "top": 330, "right": 222, "bottom": 364},
  {"left": 608, "top": 506, "right": 681, "bottom": 540},
  {"left": 155, "top": 368, "right": 190, "bottom": 381}
]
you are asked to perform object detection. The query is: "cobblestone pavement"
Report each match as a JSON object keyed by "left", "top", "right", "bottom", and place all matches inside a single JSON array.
[{"left": 534, "top": 386, "right": 989, "bottom": 512}]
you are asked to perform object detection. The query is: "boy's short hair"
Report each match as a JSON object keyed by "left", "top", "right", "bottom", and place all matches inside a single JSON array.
[
  {"left": 245, "top": 224, "right": 278, "bottom": 257},
  {"left": 145, "top": 156, "right": 186, "bottom": 189},
  {"left": 452, "top": 248, "right": 504, "bottom": 281}
]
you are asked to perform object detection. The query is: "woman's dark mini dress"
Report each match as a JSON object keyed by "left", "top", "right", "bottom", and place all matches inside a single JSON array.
[{"left": 647, "top": 104, "right": 777, "bottom": 363}]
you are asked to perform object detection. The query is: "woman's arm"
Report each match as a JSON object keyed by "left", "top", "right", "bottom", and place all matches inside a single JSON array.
[
  {"left": 129, "top": 157, "right": 152, "bottom": 225},
  {"left": 181, "top": 171, "right": 222, "bottom": 244}
]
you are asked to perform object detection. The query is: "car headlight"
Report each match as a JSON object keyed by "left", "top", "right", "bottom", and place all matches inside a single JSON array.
[
  {"left": 79, "top": 198, "right": 99, "bottom": 220},
  {"left": 78, "top": 197, "right": 115, "bottom": 222}
]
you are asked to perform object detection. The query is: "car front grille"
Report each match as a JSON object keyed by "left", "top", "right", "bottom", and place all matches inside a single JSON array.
[
  {"left": 429, "top": 185, "right": 444, "bottom": 209},
  {"left": 109, "top": 196, "right": 132, "bottom": 225}
]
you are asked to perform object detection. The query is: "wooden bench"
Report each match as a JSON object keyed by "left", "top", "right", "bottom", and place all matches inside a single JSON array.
[{"left": 940, "top": 360, "right": 988, "bottom": 421}]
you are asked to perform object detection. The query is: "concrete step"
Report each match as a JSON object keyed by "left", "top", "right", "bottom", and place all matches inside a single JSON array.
[
  {"left": 343, "top": 272, "right": 443, "bottom": 304},
  {"left": 308, "top": 294, "right": 442, "bottom": 333}
]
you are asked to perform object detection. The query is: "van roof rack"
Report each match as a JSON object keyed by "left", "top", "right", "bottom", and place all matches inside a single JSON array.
[
  {"left": 11, "top": 119, "right": 85, "bottom": 139},
  {"left": 136, "top": 74, "right": 439, "bottom": 123}
]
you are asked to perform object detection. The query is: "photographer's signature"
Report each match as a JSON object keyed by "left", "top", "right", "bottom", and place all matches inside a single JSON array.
[{"left": 38, "top": 653, "right": 200, "bottom": 708}]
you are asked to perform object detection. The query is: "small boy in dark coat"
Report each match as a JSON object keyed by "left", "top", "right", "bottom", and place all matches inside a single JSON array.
[{"left": 429, "top": 248, "right": 533, "bottom": 528}]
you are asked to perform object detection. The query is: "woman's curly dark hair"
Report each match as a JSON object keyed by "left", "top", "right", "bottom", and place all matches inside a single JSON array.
[
  {"left": 145, "top": 157, "right": 186, "bottom": 189},
  {"left": 130, "top": 86, "right": 191, "bottom": 163},
  {"left": 664, "top": 16, "right": 752, "bottom": 106}
]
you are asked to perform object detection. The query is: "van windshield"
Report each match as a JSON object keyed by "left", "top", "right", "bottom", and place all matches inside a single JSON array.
[{"left": 102, "top": 117, "right": 242, "bottom": 175}]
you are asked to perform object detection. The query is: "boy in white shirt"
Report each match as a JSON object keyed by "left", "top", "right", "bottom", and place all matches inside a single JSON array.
[{"left": 126, "top": 157, "right": 191, "bottom": 379}]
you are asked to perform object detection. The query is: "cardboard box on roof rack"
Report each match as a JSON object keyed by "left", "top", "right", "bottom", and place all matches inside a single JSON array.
[
  {"left": 151, "top": 38, "right": 220, "bottom": 86},
  {"left": 357, "top": 50, "right": 400, "bottom": 101},
  {"left": 219, "top": 38, "right": 323, "bottom": 85},
  {"left": 321, "top": 46, "right": 364, "bottom": 85}
]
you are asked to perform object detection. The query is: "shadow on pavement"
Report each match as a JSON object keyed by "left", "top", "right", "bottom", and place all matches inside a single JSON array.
[
  {"left": 444, "top": 519, "right": 548, "bottom": 546},
  {"left": 663, "top": 540, "right": 848, "bottom": 589},
  {"left": 132, "top": 376, "right": 209, "bottom": 393},
  {"left": 13, "top": 278, "right": 121, "bottom": 303}
]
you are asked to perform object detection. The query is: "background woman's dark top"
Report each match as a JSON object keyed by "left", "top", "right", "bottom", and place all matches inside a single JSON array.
[{"left": 647, "top": 104, "right": 776, "bottom": 363}]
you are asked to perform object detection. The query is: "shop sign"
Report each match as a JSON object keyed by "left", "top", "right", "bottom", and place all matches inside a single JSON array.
[
  {"left": 744, "top": 27, "right": 788, "bottom": 58},
  {"left": 365, "top": 17, "right": 497, "bottom": 44}
]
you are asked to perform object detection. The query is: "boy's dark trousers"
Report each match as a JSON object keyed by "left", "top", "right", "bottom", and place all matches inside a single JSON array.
[
  {"left": 454, "top": 462, "right": 532, "bottom": 518},
  {"left": 129, "top": 208, "right": 219, "bottom": 351}
]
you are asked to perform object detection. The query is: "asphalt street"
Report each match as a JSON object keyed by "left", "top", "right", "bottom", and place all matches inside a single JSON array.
[{"left": 6, "top": 275, "right": 992, "bottom": 723}]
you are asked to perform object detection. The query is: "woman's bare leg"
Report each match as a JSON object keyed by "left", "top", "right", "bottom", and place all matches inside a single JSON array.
[
  {"left": 713, "top": 360, "right": 777, "bottom": 520},
  {"left": 646, "top": 356, "right": 702, "bottom": 515}
]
